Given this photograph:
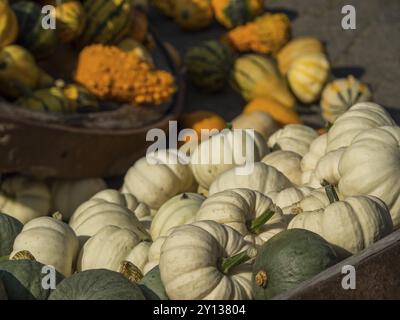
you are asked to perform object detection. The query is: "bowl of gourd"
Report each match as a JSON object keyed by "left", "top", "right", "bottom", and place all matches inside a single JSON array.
[{"left": 0, "top": 0, "right": 185, "bottom": 178}]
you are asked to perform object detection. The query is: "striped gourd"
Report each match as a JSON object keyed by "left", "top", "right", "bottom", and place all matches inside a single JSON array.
[
  {"left": 55, "top": 0, "right": 87, "bottom": 43},
  {"left": 11, "top": 1, "right": 58, "bottom": 58},
  {"left": 79, "top": 0, "right": 132, "bottom": 47},
  {"left": 321, "top": 75, "right": 372, "bottom": 123},
  {"left": 16, "top": 87, "right": 70, "bottom": 113},
  {"left": 185, "top": 40, "right": 234, "bottom": 92},
  {"left": 230, "top": 54, "right": 295, "bottom": 108},
  {"left": 212, "top": 0, "right": 264, "bottom": 29},
  {"left": 287, "top": 52, "right": 330, "bottom": 104}
]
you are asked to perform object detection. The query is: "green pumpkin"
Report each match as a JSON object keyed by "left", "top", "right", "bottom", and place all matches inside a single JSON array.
[
  {"left": 252, "top": 229, "right": 340, "bottom": 300},
  {"left": 185, "top": 40, "right": 234, "bottom": 92},
  {"left": 0, "top": 213, "right": 23, "bottom": 257},
  {"left": 49, "top": 269, "right": 147, "bottom": 300},
  {"left": 139, "top": 266, "right": 168, "bottom": 300},
  {"left": 79, "top": 0, "right": 132, "bottom": 47},
  {"left": 11, "top": 1, "right": 58, "bottom": 59},
  {"left": 0, "top": 260, "right": 64, "bottom": 300},
  {"left": 16, "top": 87, "right": 70, "bottom": 113}
]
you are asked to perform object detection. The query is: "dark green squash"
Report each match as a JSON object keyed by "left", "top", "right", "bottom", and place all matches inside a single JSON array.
[
  {"left": 0, "top": 213, "right": 23, "bottom": 257},
  {"left": 0, "top": 260, "right": 64, "bottom": 300},
  {"left": 0, "top": 279, "right": 6, "bottom": 300},
  {"left": 11, "top": 1, "right": 58, "bottom": 59},
  {"left": 252, "top": 229, "right": 340, "bottom": 300},
  {"left": 139, "top": 266, "right": 168, "bottom": 300},
  {"left": 185, "top": 40, "right": 234, "bottom": 92},
  {"left": 48, "top": 269, "right": 146, "bottom": 300}
]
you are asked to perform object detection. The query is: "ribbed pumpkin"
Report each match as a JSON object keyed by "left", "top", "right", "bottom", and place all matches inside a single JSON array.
[
  {"left": 243, "top": 97, "right": 303, "bottom": 126},
  {"left": 16, "top": 87, "right": 70, "bottom": 113},
  {"left": 79, "top": 0, "right": 132, "bottom": 47},
  {"left": 62, "top": 84, "right": 100, "bottom": 113},
  {"left": 48, "top": 269, "right": 146, "bottom": 300},
  {"left": 212, "top": 0, "right": 264, "bottom": 29},
  {"left": 185, "top": 40, "right": 235, "bottom": 92},
  {"left": 54, "top": 0, "right": 86, "bottom": 43},
  {"left": 0, "top": 0, "right": 18, "bottom": 49},
  {"left": 0, "top": 213, "right": 23, "bottom": 257},
  {"left": 321, "top": 75, "right": 373, "bottom": 123},
  {"left": 252, "top": 229, "right": 339, "bottom": 299},
  {"left": 287, "top": 52, "right": 330, "bottom": 104},
  {"left": 12, "top": 1, "right": 58, "bottom": 58},
  {"left": 174, "top": 0, "right": 213, "bottom": 31},
  {"left": 0, "top": 45, "right": 40, "bottom": 98},
  {"left": 0, "top": 259, "right": 64, "bottom": 300},
  {"left": 277, "top": 37, "right": 324, "bottom": 75},
  {"left": 231, "top": 54, "right": 295, "bottom": 108}
]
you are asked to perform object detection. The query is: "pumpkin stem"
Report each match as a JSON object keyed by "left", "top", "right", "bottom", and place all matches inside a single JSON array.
[
  {"left": 11, "top": 250, "right": 36, "bottom": 261},
  {"left": 52, "top": 212, "right": 63, "bottom": 221},
  {"left": 322, "top": 180, "right": 339, "bottom": 204},
  {"left": 248, "top": 209, "right": 275, "bottom": 234},
  {"left": 119, "top": 261, "right": 144, "bottom": 283},
  {"left": 255, "top": 270, "right": 268, "bottom": 288},
  {"left": 181, "top": 193, "right": 189, "bottom": 200},
  {"left": 221, "top": 247, "right": 257, "bottom": 274},
  {"left": 226, "top": 122, "right": 233, "bottom": 130}
]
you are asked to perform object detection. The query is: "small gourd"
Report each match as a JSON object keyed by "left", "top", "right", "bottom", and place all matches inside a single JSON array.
[
  {"left": 54, "top": 0, "right": 86, "bottom": 43},
  {"left": 174, "top": 0, "right": 213, "bottom": 31}
]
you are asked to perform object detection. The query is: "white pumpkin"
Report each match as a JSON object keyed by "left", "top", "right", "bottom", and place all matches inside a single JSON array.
[
  {"left": 122, "top": 149, "right": 196, "bottom": 210},
  {"left": 150, "top": 193, "right": 205, "bottom": 240},
  {"left": 301, "top": 134, "right": 328, "bottom": 187},
  {"left": 159, "top": 220, "right": 256, "bottom": 300},
  {"left": 326, "top": 102, "right": 395, "bottom": 152},
  {"left": 0, "top": 176, "right": 51, "bottom": 224},
  {"left": 313, "top": 147, "right": 346, "bottom": 186},
  {"left": 337, "top": 126, "right": 400, "bottom": 228},
  {"left": 190, "top": 129, "right": 269, "bottom": 189},
  {"left": 232, "top": 111, "right": 279, "bottom": 141},
  {"left": 77, "top": 225, "right": 151, "bottom": 273},
  {"left": 209, "top": 162, "right": 293, "bottom": 196},
  {"left": 196, "top": 189, "right": 286, "bottom": 246},
  {"left": 268, "top": 186, "right": 313, "bottom": 210},
  {"left": 69, "top": 190, "right": 150, "bottom": 245},
  {"left": 143, "top": 236, "right": 166, "bottom": 275},
  {"left": 289, "top": 185, "right": 393, "bottom": 258},
  {"left": 267, "top": 124, "right": 319, "bottom": 157},
  {"left": 262, "top": 150, "right": 303, "bottom": 185},
  {"left": 50, "top": 178, "right": 107, "bottom": 221},
  {"left": 11, "top": 216, "right": 79, "bottom": 276}
]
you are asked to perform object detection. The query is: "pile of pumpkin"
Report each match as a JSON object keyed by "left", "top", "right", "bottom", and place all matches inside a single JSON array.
[
  {"left": 1, "top": 100, "right": 400, "bottom": 300},
  {"left": 0, "top": 0, "right": 176, "bottom": 114}
]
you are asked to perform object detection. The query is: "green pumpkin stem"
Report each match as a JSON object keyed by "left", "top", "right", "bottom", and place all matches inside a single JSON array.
[
  {"left": 248, "top": 209, "right": 275, "bottom": 234},
  {"left": 221, "top": 247, "right": 257, "bottom": 274},
  {"left": 322, "top": 180, "right": 339, "bottom": 204},
  {"left": 226, "top": 122, "right": 233, "bottom": 130}
]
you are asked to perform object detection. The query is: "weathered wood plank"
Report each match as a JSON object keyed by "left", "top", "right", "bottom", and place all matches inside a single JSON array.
[{"left": 274, "top": 229, "right": 400, "bottom": 300}]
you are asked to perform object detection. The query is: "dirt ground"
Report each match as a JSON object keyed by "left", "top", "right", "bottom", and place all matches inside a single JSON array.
[{"left": 151, "top": 0, "right": 400, "bottom": 126}]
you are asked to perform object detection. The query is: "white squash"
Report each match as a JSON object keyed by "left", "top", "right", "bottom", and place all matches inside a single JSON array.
[
  {"left": 232, "top": 111, "right": 279, "bottom": 141},
  {"left": 209, "top": 162, "right": 293, "bottom": 196},
  {"left": 337, "top": 126, "right": 400, "bottom": 228},
  {"left": 268, "top": 186, "right": 313, "bottom": 210},
  {"left": 301, "top": 134, "right": 328, "bottom": 187},
  {"left": 262, "top": 150, "right": 303, "bottom": 185},
  {"left": 159, "top": 220, "right": 256, "bottom": 300},
  {"left": 77, "top": 225, "right": 151, "bottom": 273},
  {"left": 69, "top": 190, "right": 150, "bottom": 245},
  {"left": 150, "top": 193, "right": 205, "bottom": 240},
  {"left": 50, "top": 178, "right": 107, "bottom": 221},
  {"left": 122, "top": 149, "right": 196, "bottom": 210},
  {"left": 143, "top": 236, "right": 166, "bottom": 275},
  {"left": 0, "top": 176, "right": 51, "bottom": 224},
  {"left": 289, "top": 185, "right": 393, "bottom": 258},
  {"left": 11, "top": 216, "right": 79, "bottom": 276},
  {"left": 196, "top": 189, "right": 286, "bottom": 246},
  {"left": 190, "top": 129, "right": 269, "bottom": 189},
  {"left": 326, "top": 102, "right": 395, "bottom": 152},
  {"left": 313, "top": 147, "right": 346, "bottom": 186},
  {"left": 268, "top": 124, "right": 319, "bottom": 157}
]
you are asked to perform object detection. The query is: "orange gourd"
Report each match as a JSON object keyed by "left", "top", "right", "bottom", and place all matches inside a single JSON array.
[{"left": 180, "top": 111, "right": 227, "bottom": 142}]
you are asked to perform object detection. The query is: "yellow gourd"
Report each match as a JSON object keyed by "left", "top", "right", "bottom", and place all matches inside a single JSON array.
[
  {"left": 0, "top": 0, "right": 18, "bottom": 48},
  {"left": 174, "top": 0, "right": 213, "bottom": 31},
  {"left": 54, "top": 0, "right": 86, "bottom": 43},
  {"left": 0, "top": 45, "right": 40, "bottom": 98}
]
